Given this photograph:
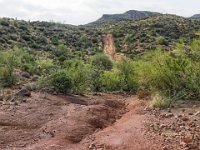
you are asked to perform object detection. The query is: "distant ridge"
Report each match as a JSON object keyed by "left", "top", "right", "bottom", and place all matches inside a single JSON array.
[
  {"left": 190, "top": 14, "right": 200, "bottom": 19},
  {"left": 90, "top": 10, "right": 159, "bottom": 24}
]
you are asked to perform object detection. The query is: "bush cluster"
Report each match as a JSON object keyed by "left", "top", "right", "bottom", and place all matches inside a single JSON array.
[
  {"left": 135, "top": 46, "right": 200, "bottom": 100},
  {"left": 40, "top": 54, "right": 113, "bottom": 94},
  {"left": 39, "top": 38, "right": 200, "bottom": 102},
  {"left": 1, "top": 36, "right": 200, "bottom": 109},
  {"left": 0, "top": 47, "right": 36, "bottom": 87}
]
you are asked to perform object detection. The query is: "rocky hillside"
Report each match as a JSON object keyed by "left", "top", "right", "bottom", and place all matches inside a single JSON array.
[
  {"left": 90, "top": 10, "right": 158, "bottom": 25},
  {"left": 1, "top": 14, "right": 200, "bottom": 57},
  {"left": 191, "top": 14, "right": 200, "bottom": 19},
  {"left": 0, "top": 18, "right": 102, "bottom": 55},
  {"left": 97, "top": 14, "right": 200, "bottom": 57}
]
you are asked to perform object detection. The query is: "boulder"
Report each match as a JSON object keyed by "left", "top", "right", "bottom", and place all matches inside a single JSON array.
[
  {"left": 15, "top": 88, "right": 31, "bottom": 97},
  {"left": 20, "top": 71, "right": 30, "bottom": 79},
  {"left": 32, "top": 75, "right": 39, "bottom": 81}
]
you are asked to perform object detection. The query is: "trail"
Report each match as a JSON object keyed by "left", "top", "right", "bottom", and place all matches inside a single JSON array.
[{"left": 102, "top": 34, "right": 124, "bottom": 61}]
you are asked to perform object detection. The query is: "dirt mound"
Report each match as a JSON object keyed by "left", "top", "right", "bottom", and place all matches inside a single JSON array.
[{"left": 0, "top": 93, "right": 126, "bottom": 150}]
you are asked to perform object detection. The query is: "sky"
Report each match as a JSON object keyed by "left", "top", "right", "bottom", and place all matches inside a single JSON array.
[{"left": 0, "top": 0, "right": 199, "bottom": 25}]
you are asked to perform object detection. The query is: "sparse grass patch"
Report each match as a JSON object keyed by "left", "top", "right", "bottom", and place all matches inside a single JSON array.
[{"left": 150, "top": 93, "right": 171, "bottom": 109}]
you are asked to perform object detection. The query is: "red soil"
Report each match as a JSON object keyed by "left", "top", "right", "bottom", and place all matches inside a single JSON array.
[{"left": 0, "top": 92, "right": 199, "bottom": 150}]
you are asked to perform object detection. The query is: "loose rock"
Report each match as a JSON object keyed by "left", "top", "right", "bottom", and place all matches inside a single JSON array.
[
  {"left": 15, "top": 88, "right": 31, "bottom": 97},
  {"left": 20, "top": 71, "right": 30, "bottom": 79}
]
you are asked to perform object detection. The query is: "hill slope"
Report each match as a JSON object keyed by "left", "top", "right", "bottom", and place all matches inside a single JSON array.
[
  {"left": 0, "top": 18, "right": 102, "bottom": 55},
  {"left": 97, "top": 14, "right": 200, "bottom": 57},
  {"left": 0, "top": 14, "right": 200, "bottom": 57}
]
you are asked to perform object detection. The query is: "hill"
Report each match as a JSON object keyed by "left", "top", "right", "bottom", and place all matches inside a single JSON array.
[
  {"left": 89, "top": 10, "right": 158, "bottom": 25},
  {"left": 97, "top": 14, "right": 200, "bottom": 57},
  {"left": 191, "top": 14, "right": 200, "bottom": 19},
  {"left": 0, "top": 18, "right": 102, "bottom": 56},
  {"left": 0, "top": 14, "right": 200, "bottom": 58}
]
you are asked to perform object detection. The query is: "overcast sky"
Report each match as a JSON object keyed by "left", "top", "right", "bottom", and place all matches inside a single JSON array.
[{"left": 0, "top": 0, "right": 199, "bottom": 25}]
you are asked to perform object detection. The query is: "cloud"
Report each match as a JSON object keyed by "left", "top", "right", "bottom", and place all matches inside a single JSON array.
[{"left": 0, "top": 0, "right": 199, "bottom": 25}]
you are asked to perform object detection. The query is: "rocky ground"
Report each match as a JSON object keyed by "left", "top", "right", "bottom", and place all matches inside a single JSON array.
[
  {"left": 0, "top": 92, "right": 199, "bottom": 150},
  {"left": 146, "top": 101, "right": 200, "bottom": 150}
]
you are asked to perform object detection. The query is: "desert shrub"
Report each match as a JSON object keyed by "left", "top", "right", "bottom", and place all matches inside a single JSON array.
[
  {"left": 53, "top": 44, "right": 73, "bottom": 62},
  {"left": 99, "top": 70, "right": 122, "bottom": 91},
  {"left": 9, "top": 47, "right": 37, "bottom": 74},
  {"left": 190, "top": 38, "right": 200, "bottom": 52},
  {"left": 36, "top": 58, "right": 55, "bottom": 74},
  {"left": 98, "top": 58, "right": 137, "bottom": 92},
  {"left": 63, "top": 59, "right": 94, "bottom": 94},
  {"left": 91, "top": 53, "right": 113, "bottom": 71},
  {"left": 16, "top": 48, "right": 37, "bottom": 74},
  {"left": 48, "top": 70, "right": 73, "bottom": 94},
  {"left": 0, "top": 20, "right": 9, "bottom": 26},
  {"left": 150, "top": 93, "right": 171, "bottom": 109},
  {"left": 89, "top": 54, "right": 113, "bottom": 92},
  {"left": 63, "top": 59, "right": 84, "bottom": 69},
  {"left": 135, "top": 48, "right": 200, "bottom": 100},
  {"left": 124, "top": 34, "right": 132, "bottom": 43},
  {"left": 0, "top": 47, "right": 38, "bottom": 88},
  {"left": 156, "top": 36, "right": 165, "bottom": 45},
  {"left": 189, "top": 39, "right": 200, "bottom": 61},
  {"left": 0, "top": 66, "right": 16, "bottom": 88},
  {"left": 0, "top": 50, "right": 17, "bottom": 87},
  {"left": 116, "top": 59, "right": 137, "bottom": 92}
]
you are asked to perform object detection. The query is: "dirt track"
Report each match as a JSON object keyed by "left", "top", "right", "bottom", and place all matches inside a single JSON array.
[{"left": 0, "top": 92, "right": 199, "bottom": 150}]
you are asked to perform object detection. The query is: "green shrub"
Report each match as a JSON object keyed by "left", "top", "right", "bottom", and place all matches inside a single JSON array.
[
  {"left": 63, "top": 59, "right": 84, "bottom": 69},
  {"left": 49, "top": 70, "right": 73, "bottom": 94},
  {"left": 117, "top": 59, "right": 137, "bottom": 92},
  {"left": 89, "top": 54, "right": 113, "bottom": 92},
  {"left": 190, "top": 39, "right": 200, "bottom": 52},
  {"left": 97, "top": 58, "right": 137, "bottom": 92},
  {"left": 135, "top": 48, "right": 200, "bottom": 100},
  {"left": 189, "top": 39, "right": 200, "bottom": 61},
  {"left": 91, "top": 53, "right": 113, "bottom": 71},
  {"left": 150, "top": 93, "right": 171, "bottom": 109},
  {"left": 0, "top": 66, "right": 16, "bottom": 88},
  {"left": 0, "top": 50, "right": 17, "bottom": 87},
  {"left": 99, "top": 70, "right": 122, "bottom": 91},
  {"left": 64, "top": 59, "right": 94, "bottom": 94},
  {"left": 156, "top": 36, "right": 165, "bottom": 45},
  {"left": 0, "top": 47, "right": 37, "bottom": 75},
  {"left": 39, "top": 58, "right": 95, "bottom": 94},
  {"left": 53, "top": 44, "right": 73, "bottom": 62},
  {"left": 36, "top": 58, "right": 55, "bottom": 74}
]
